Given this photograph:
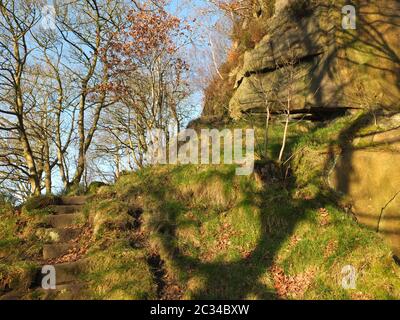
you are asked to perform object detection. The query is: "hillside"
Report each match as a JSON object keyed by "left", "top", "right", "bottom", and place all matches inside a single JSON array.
[
  {"left": 2, "top": 114, "right": 400, "bottom": 300},
  {"left": 201, "top": 0, "right": 400, "bottom": 260},
  {"left": 1, "top": 0, "right": 400, "bottom": 301}
]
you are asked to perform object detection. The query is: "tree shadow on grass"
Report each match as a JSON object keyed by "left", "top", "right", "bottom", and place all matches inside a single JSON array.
[
  {"left": 141, "top": 164, "right": 336, "bottom": 300},
  {"left": 138, "top": 0, "right": 400, "bottom": 298},
  {"left": 143, "top": 109, "right": 400, "bottom": 299}
]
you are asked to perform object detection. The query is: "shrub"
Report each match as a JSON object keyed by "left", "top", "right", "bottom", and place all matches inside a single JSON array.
[
  {"left": 231, "top": 19, "right": 267, "bottom": 50},
  {"left": 248, "top": 19, "right": 268, "bottom": 46},
  {"left": 203, "top": 73, "right": 235, "bottom": 120},
  {"left": 226, "top": 48, "right": 241, "bottom": 66},
  {"left": 262, "top": 0, "right": 276, "bottom": 18},
  {"left": 202, "top": 44, "right": 246, "bottom": 121},
  {"left": 60, "top": 183, "right": 87, "bottom": 196},
  {"left": 87, "top": 181, "right": 108, "bottom": 195}
]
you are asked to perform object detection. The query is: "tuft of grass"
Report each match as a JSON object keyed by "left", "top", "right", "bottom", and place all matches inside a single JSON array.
[
  {"left": 87, "top": 181, "right": 108, "bottom": 195},
  {"left": 0, "top": 261, "right": 38, "bottom": 294},
  {"left": 83, "top": 244, "right": 157, "bottom": 300},
  {"left": 0, "top": 202, "right": 41, "bottom": 296}
]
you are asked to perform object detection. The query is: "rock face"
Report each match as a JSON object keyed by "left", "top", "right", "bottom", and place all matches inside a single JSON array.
[
  {"left": 329, "top": 118, "right": 400, "bottom": 257},
  {"left": 229, "top": 0, "right": 400, "bottom": 119}
]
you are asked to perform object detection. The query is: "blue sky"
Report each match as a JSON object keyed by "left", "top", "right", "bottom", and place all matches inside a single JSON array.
[{"left": 167, "top": 0, "right": 230, "bottom": 122}]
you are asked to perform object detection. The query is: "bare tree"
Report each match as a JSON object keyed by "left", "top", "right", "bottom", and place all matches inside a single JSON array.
[
  {"left": 0, "top": 0, "right": 194, "bottom": 197},
  {"left": 52, "top": 0, "right": 119, "bottom": 188},
  {"left": 0, "top": 1, "right": 42, "bottom": 195},
  {"left": 246, "top": 43, "right": 300, "bottom": 164},
  {"left": 277, "top": 48, "right": 298, "bottom": 164}
]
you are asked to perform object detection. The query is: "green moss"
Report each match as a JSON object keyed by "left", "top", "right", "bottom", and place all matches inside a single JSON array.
[
  {"left": 83, "top": 244, "right": 157, "bottom": 300},
  {"left": 87, "top": 181, "right": 108, "bottom": 195},
  {"left": 0, "top": 204, "right": 41, "bottom": 295},
  {"left": 0, "top": 261, "right": 38, "bottom": 294}
]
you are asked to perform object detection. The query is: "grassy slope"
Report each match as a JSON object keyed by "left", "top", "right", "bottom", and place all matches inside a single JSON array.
[
  {"left": 1, "top": 112, "right": 399, "bottom": 300},
  {"left": 88, "top": 113, "right": 400, "bottom": 299},
  {"left": 81, "top": 197, "right": 157, "bottom": 300},
  {"left": 0, "top": 200, "right": 44, "bottom": 295}
]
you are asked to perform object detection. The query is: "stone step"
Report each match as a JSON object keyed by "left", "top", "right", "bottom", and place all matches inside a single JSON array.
[
  {"left": 54, "top": 260, "right": 86, "bottom": 285},
  {"left": 60, "top": 196, "right": 87, "bottom": 206},
  {"left": 45, "top": 228, "right": 81, "bottom": 243},
  {"left": 43, "top": 243, "right": 76, "bottom": 260},
  {"left": 0, "top": 290, "right": 25, "bottom": 300},
  {"left": 45, "top": 213, "right": 82, "bottom": 229}
]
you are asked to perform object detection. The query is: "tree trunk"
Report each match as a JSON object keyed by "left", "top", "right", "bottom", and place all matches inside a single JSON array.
[
  {"left": 72, "top": 89, "right": 87, "bottom": 186},
  {"left": 44, "top": 140, "right": 52, "bottom": 195},
  {"left": 72, "top": 63, "right": 107, "bottom": 186},
  {"left": 19, "top": 129, "right": 41, "bottom": 196},
  {"left": 115, "top": 153, "right": 120, "bottom": 180},
  {"left": 13, "top": 36, "right": 41, "bottom": 195},
  {"left": 279, "top": 98, "right": 291, "bottom": 163},
  {"left": 16, "top": 89, "right": 40, "bottom": 195},
  {"left": 265, "top": 106, "right": 270, "bottom": 159},
  {"left": 55, "top": 76, "right": 69, "bottom": 190}
]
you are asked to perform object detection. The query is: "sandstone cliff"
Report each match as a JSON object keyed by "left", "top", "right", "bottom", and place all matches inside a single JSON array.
[
  {"left": 201, "top": 0, "right": 400, "bottom": 258},
  {"left": 227, "top": 0, "right": 400, "bottom": 120}
]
